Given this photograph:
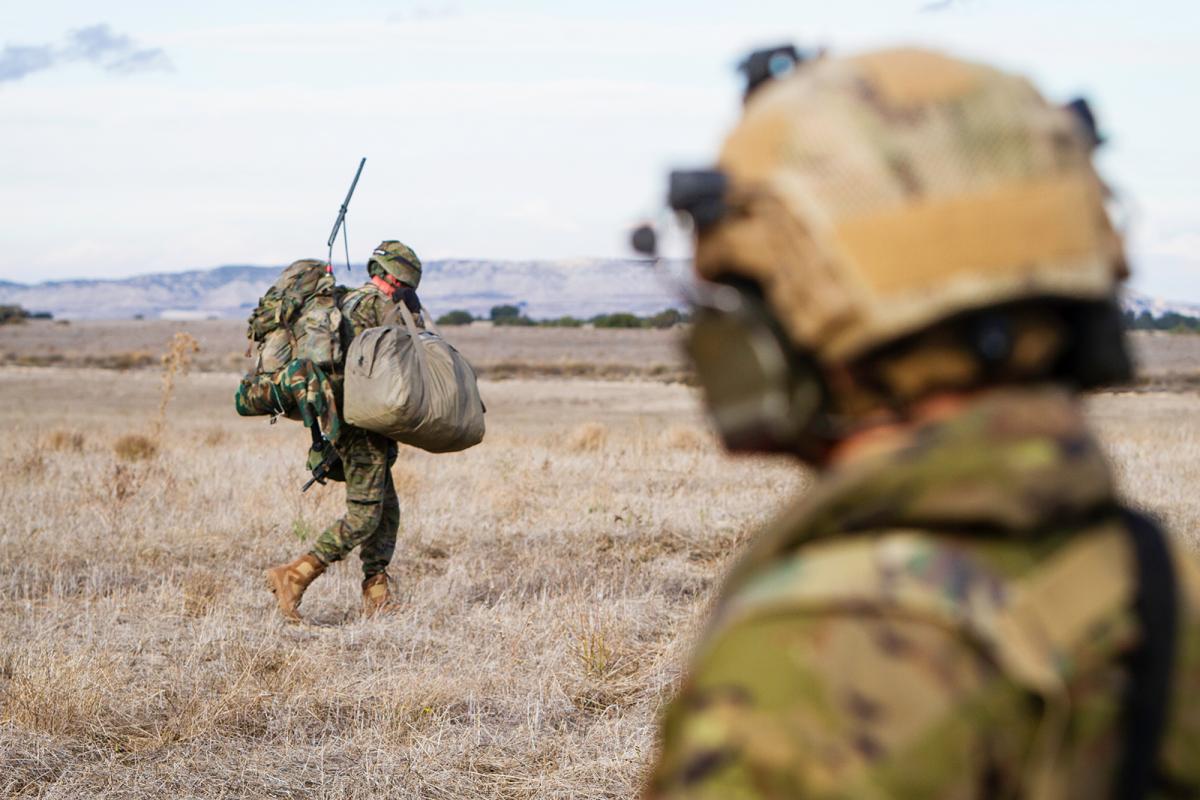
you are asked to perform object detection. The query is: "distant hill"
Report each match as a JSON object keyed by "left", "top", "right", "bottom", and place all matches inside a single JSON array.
[
  {"left": 0, "top": 260, "right": 685, "bottom": 321},
  {"left": 1122, "top": 289, "right": 1200, "bottom": 321},
  {"left": 0, "top": 263, "right": 1195, "bottom": 325}
]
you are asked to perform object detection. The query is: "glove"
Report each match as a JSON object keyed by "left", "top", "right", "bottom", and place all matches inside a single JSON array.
[
  {"left": 306, "top": 440, "right": 345, "bottom": 483},
  {"left": 307, "top": 443, "right": 328, "bottom": 474},
  {"left": 396, "top": 286, "right": 421, "bottom": 314}
]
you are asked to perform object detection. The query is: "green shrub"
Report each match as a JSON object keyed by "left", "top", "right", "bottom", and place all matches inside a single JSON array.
[
  {"left": 0, "top": 305, "right": 28, "bottom": 325},
  {"left": 495, "top": 315, "right": 535, "bottom": 327},
  {"left": 490, "top": 304, "right": 523, "bottom": 322},
  {"left": 436, "top": 309, "right": 475, "bottom": 326},
  {"left": 591, "top": 313, "right": 646, "bottom": 329},
  {"left": 647, "top": 308, "right": 686, "bottom": 329},
  {"left": 541, "top": 316, "right": 583, "bottom": 328}
]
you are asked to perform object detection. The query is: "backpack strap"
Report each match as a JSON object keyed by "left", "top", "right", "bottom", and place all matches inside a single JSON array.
[
  {"left": 419, "top": 304, "right": 441, "bottom": 337},
  {"left": 393, "top": 301, "right": 430, "bottom": 380},
  {"left": 340, "top": 288, "right": 368, "bottom": 320},
  {"left": 1117, "top": 509, "right": 1179, "bottom": 800}
]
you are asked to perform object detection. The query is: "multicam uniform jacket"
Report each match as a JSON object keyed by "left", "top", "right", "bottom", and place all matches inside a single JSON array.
[{"left": 645, "top": 386, "right": 1200, "bottom": 799}]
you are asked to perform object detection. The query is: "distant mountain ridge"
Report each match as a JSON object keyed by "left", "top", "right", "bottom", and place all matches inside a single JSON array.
[
  {"left": 0, "top": 260, "right": 686, "bottom": 321},
  {"left": 1121, "top": 289, "right": 1200, "bottom": 321},
  {"left": 0, "top": 263, "right": 1195, "bottom": 323}
]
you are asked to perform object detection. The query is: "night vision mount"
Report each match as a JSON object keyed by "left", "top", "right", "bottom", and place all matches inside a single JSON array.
[{"left": 738, "top": 44, "right": 809, "bottom": 101}]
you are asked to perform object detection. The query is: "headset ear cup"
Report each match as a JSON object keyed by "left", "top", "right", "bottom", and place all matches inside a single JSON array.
[{"left": 685, "top": 285, "right": 828, "bottom": 455}]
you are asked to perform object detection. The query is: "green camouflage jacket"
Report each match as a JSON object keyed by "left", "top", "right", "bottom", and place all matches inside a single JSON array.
[
  {"left": 645, "top": 386, "right": 1200, "bottom": 799},
  {"left": 341, "top": 281, "right": 424, "bottom": 339}
]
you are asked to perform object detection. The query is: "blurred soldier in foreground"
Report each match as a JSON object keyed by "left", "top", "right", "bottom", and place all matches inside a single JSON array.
[
  {"left": 641, "top": 47, "right": 1200, "bottom": 797},
  {"left": 264, "top": 240, "right": 425, "bottom": 621}
]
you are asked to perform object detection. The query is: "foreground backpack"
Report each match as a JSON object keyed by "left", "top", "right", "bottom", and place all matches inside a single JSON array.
[
  {"left": 245, "top": 259, "right": 347, "bottom": 375},
  {"left": 343, "top": 304, "right": 485, "bottom": 453}
]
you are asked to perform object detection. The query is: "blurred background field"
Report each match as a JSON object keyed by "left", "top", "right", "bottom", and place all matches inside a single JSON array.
[
  {"left": 4, "top": 319, "right": 1200, "bottom": 387},
  {"left": 0, "top": 326, "right": 1199, "bottom": 797},
  {"left": 0, "top": 319, "right": 687, "bottom": 381}
]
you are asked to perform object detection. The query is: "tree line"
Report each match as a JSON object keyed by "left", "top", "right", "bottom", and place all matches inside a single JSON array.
[
  {"left": 0, "top": 305, "right": 53, "bottom": 325},
  {"left": 1122, "top": 310, "right": 1200, "bottom": 334},
  {"left": 435, "top": 304, "right": 688, "bottom": 329}
]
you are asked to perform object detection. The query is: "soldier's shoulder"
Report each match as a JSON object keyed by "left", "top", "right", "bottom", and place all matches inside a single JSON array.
[
  {"left": 653, "top": 532, "right": 1018, "bottom": 797},
  {"left": 720, "top": 531, "right": 1009, "bottom": 627},
  {"left": 342, "top": 282, "right": 383, "bottom": 306},
  {"left": 717, "top": 521, "right": 1143, "bottom": 683},
  {"left": 342, "top": 284, "right": 387, "bottom": 319}
]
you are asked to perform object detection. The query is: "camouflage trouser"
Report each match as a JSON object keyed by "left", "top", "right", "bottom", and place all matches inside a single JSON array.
[{"left": 309, "top": 425, "right": 399, "bottom": 578}]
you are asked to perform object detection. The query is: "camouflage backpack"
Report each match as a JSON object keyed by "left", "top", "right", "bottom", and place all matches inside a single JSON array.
[{"left": 246, "top": 259, "right": 348, "bottom": 375}]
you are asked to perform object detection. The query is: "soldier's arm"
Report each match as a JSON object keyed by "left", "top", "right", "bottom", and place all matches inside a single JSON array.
[{"left": 643, "top": 610, "right": 1034, "bottom": 799}]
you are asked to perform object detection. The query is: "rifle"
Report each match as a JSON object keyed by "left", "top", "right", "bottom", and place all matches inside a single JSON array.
[
  {"left": 326, "top": 157, "right": 367, "bottom": 272},
  {"left": 302, "top": 422, "right": 342, "bottom": 493}
]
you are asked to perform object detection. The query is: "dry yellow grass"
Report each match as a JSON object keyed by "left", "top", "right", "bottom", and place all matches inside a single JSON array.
[
  {"left": 1, "top": 345, "right": 1199, "bottom": 796},
  {"left": 566, "top": 422, "right": 609, "bottom": 452},
  {"left": 42, "top": 428, "right": 85, "bottom": 453},
  {"left": 113, "top": 433, "right": 159, "bottom": 462},
  {"left": 0, "top": 366, "right": 804, "bottom": 798}
]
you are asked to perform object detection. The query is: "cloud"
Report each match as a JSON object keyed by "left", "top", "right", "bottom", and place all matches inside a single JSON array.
[
  {"left": 66, "top": 24, "right": 172, "bottom": 74},
  {"left": 0, "top": 23, "right": 171, "bottom": 84},
  {"left": 0, "top": 45, "right": 56, "bottom": 82}
]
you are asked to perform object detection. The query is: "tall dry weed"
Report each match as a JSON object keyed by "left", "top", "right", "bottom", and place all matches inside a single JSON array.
[
  {"left": 152, "top": 331, "right": 200, "bottom": 441},
  {"left": 661, "top": 425, "right": 710, "bottom": 452},
  {"left": 43, "top": 428, "right": 85, "bottom": 452},
  {"left": 570, "top": 615, "right": 622, "bottom": 680},
  {"left": 109, "top": 462, "right": 147, "bottom": 504},
  {"left": 113, "top": 434, "right": 158, "bottom": 462},
  {"left": 107, "top": 331, "right": 200, "bottom": 463},
  {"left": 567, "top": 422, "right": 608, "bottom": 452}
]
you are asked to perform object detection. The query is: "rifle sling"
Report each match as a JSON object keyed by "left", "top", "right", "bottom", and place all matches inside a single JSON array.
[{"left": 1117, "top": 508, "right": 1179, "bottom": 799}]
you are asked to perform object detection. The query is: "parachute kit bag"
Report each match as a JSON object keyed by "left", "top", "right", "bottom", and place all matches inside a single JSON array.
[{"left": 343, "top": 304, "right": 485, "bottom": 453}]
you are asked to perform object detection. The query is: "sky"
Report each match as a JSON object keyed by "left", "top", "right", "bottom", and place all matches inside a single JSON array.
[{"left": 1, "top": 0, "right": 1198, "bottom": 300}]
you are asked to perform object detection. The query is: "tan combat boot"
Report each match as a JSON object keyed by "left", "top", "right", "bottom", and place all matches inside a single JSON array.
[
  {"left": 264, "top": 554, "right": 326, "bottom": 622},
  {"left": 361, "top": 572, "right": 395, "bottom": 618}
]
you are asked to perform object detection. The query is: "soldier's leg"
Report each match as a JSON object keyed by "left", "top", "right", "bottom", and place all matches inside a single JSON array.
[
  {"left": 357, "top": 443, "right": 400, "bottom": 616},
  {"left": 358, "top": 466, "right": 400, "bottom": 579},
  {"left": 309, "top": 427, "right": 390, "bottom": 566}
]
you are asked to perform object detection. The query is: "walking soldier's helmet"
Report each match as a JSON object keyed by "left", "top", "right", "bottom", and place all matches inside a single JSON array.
[
  {"left": 367, "top": 240, "right": 423, "bottom": 288},
  {"left": 658, "top": 47, "right": 1132, "bottom": 459}
]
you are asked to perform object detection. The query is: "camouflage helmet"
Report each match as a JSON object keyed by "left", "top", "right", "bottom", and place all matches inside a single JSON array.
[
  {"left": 685, "top": 48, "right": 1126, "bottom": 365},
  {"left": 367, "top": 240, "right": 423, "bottom": 288}
]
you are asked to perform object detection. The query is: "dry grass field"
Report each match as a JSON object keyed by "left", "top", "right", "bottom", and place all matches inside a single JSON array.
[
  {"left": 1, "top": 325, "right": 1199, "bottom": 798},
  {"left": 0, "top": 320, "right": 687, "bottom": 381},
  {"left": 3, "top": 319, "right": 1198, "bottom": 385}
]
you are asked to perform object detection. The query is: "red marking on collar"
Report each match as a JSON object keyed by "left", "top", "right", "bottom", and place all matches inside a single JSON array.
[{"left": 371, "top": 275, "right": 397, "bottom": 298}]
